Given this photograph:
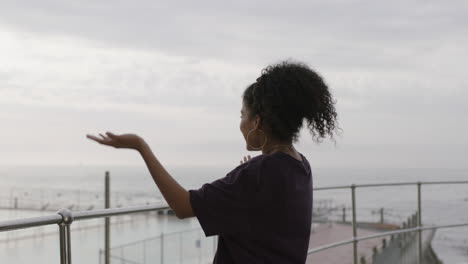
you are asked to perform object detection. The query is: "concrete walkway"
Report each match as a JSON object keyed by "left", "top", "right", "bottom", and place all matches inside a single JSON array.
[{"left": 306, "top": 223, "right": 390, "bottom": 264}]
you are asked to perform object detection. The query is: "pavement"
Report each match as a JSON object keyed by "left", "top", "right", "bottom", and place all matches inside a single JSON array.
[{"left": 306, "top": 222, "right": 392, "bottom": 264}]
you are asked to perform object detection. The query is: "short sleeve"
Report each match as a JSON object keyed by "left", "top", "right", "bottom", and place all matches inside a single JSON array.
[{"left": 189, "top": 160, "right": 269, "bottom": 237}]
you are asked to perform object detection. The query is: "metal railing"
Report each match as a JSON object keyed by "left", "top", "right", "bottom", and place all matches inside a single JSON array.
[
  {"left": 102, "top": 226, "right": 218, "bottom": 264},
  {"left": 309, "top": 181, "right": 468, "bottom": 264},
  {"left": 0, "top": 180, "right": 467, "bottom": 264},
  {"left": 0, "top": 204, "right": 170, "bottom": 264}
]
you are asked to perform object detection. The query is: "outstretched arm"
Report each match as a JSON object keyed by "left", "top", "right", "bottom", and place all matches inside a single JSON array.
[
  {"left": 138, "top": 140, "right": 194, "bottom": 219},
  {"left": 86, "top": 132, "right": 194, "bottom": 219}
]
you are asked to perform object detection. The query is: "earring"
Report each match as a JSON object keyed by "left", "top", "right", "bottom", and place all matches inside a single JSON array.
[{"left": 246, "top": 128, "right": 267, "bottom": 150}]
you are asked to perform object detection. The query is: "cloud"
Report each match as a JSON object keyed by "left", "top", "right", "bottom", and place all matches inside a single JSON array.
[
  {"left": 0, "top": 0, "right": 466, "bottom": 66},
  {"left": 0, "top": 1, "right": 467, "bottom": 167},
  {"left": 0, "top": 27, "right": 256, "bottom": 113}
]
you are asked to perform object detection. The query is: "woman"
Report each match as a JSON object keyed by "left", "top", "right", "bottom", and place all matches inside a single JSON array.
[{"left": 87, "top": 60, "right": 339, "bottom": 264}]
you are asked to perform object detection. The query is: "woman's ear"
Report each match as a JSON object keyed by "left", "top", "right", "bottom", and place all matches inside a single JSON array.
[{"left": 254, "top": 115, "right": 261, "bottom": 130}]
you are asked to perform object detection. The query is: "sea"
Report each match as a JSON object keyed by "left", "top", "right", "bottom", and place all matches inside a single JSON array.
[{"left": 0, "top": 165, "right": 467, "bottom": 264}]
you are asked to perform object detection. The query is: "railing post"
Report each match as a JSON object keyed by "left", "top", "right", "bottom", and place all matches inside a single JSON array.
[
  {"left": 342, "top": 207, "right": 346, "bottom": 223},
  {"left": 180, "top": 232, "right": 183, "bottom": 264},
  {"left": 105, "top": 171, "right": 110, "bottom": 264},
  {"left": 213, "top": 235, "right": 217, "bottom": 255},
  {"left": 161, "top": 232, "right": 165, "bottom": 264},
  {"left": 143, "top": 239, "right": 147, "bottom": 264},
  {"left": 77, "top": 190, "right": 81, "bottom": 211},
  {"left": 380, "top": 208, "right": 384, "bottom": 224},
  {"left": 57, "top": 208, "right": 74, "bottom": 264},
  {"left": 351, "top": 185, "right": 358, "bottom": 264},
  {"left": 198, "top": 231, "right": 202, "bottom": 264},
  {"left": 417, "top": 182, "right": 422, "bottom": 264}
]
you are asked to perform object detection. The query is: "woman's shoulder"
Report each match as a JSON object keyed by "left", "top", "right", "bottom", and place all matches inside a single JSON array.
[
  {"left": 230, "top": 154, "right": 268, "bottom": 173},
  {"left": 232, "top": 151, "right": 309, "bottom": 174}
]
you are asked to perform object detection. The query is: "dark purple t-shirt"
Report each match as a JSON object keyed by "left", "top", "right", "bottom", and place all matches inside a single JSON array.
[{"left": 189, "top": 151, "right": 313, "bottom": 264}]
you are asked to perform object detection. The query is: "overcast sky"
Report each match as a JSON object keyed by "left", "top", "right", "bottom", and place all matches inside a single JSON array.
[{"left": 1, "top": 0, "right": 467, "bottom": 169}]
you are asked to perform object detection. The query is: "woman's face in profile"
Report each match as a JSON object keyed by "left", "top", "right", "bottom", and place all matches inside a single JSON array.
[{"left": 239, "top": 101, "right": 260, "bottom": 151}]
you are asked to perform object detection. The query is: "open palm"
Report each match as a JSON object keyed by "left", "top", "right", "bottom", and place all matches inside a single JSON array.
[{"left": 86, "top": 132, "right": 142, "bottom": 150}]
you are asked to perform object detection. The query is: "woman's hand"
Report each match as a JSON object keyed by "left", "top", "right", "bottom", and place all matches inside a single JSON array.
[
  {"left": 87, "top": 131, "right": 193, "bottom": 219},
  {"left": 86, "top": 132, "right": 144, "bottom": 151},
  {"left": 240, "top": 155, "right": 251, "bottom": 164}
]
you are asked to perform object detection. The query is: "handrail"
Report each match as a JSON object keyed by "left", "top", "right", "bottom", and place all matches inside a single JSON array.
[
  {"left": 0, "top": 214, "right": 63, "bottom": 232},
  {"left": 311, "top": 180, "right": 468, "bottom": 264},
  {"left": 73, "top": 203, "right": 170, "bottom": 221},
  {"left": 0, "top": 180, "right": 467, "bottom": 264},
  {"left": 0, "top": 204, "right": 170, "bottom": 232},
  {"left": 110, "top": 227, "right": 203, "bottom": 249},
  {"left": 313, "top": 180, "right": 468, "bottom": 191},
  {"left": 308, "top": 222, "right": 468, "bottom": 254}
]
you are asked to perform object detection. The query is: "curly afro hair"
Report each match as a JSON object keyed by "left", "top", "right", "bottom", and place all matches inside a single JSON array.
[{"left": 242, "top": 60, "right": 340, "bottom": 144}]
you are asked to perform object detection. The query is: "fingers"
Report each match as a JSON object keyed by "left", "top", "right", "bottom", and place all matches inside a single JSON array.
[
  {"left": 106, "top": 131, "right": 117, "bottom": 138},
  {"left": 86, "top": 134, "right": 113, "bottom": 146},
  {"left": 86, "top": 134, "right": 101, "bottom": 142},
  {"left": 86, "top": 132, "right": 116, "bottom": 141},
  {"left": 240, "top": 155, "right": 252, "bottom": 164}
]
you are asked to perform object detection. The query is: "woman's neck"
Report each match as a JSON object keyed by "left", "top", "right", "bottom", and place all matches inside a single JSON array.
[{"left": 262, "top": 140, "right": 294, "bottom": 155}]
